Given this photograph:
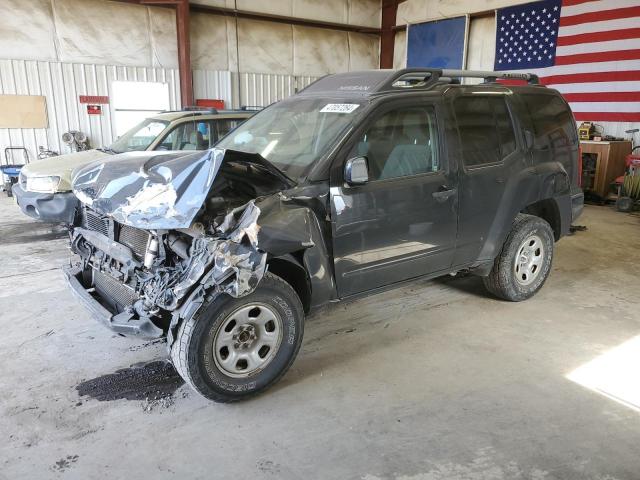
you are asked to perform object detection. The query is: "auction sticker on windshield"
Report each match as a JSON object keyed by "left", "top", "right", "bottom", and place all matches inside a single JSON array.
[{"left": 320, "top": 104, "right": 360, "bottom": 113}]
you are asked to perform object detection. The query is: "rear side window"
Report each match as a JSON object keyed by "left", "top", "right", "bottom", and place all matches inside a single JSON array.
[
  {"left": 454, "top": 96, "right": 516, "bottom": 168},
  {"left": 521, "top": 94, "right": 576, "bottom": 148}
]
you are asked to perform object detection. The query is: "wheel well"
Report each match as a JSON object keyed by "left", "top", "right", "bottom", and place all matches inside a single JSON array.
[
  {"left": 521, "top": 199, "right": 561, "bottom": 241},
  {"left": 266, "top": 255, "right": 311, "bottom": 313}
]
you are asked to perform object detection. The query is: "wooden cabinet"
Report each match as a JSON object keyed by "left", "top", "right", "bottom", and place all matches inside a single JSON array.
[{"left": 580, "top": 140, "right": 631, "bottom": 199}]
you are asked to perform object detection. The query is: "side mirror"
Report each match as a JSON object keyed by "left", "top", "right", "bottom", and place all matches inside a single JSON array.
[
  {"left": 524, "top": 130, "right": 534, "bottom": 149},
  {"left": 344, "top": 156, "right": 369, "bottom": 185}
]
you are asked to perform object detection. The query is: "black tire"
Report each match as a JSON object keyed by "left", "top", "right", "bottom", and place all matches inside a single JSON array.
[
  {"left": 170, "top": 272, "right": 304, "bottom": 402},
  {"left": 483, "top": 214, "right": 554, "bottom": 302}
]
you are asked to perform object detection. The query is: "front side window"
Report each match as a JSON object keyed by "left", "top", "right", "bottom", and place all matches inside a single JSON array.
[
  {"left": 349, "top": 106, "right": 439, "bottom": 181},
  {"left": 109, "top": 119, "right": 168, "bottom": 153},
  {"left": 216, "top": 98, "right": 366, "bottom": 179},
  {"left": 454, "top": 96, "right": 516, "bottom": 167}
]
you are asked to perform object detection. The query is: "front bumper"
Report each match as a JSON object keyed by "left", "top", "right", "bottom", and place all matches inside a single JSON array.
[
  {"left": 63, "top": 264, "right": 163, "bottom": 339},
  {"left": 12, "top": 183, "right": 78, "bottom": 223}
]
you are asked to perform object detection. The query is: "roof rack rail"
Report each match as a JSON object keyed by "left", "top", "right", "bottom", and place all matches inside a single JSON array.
[
  {"left": 182, "top": 106, "right": 219, "bottom": 113},
  {"left": 375, "top": 68, "right": 539, "bottom": 93},
  {"left": 441, "top": 69, "right": 539, "bottom": 85}
]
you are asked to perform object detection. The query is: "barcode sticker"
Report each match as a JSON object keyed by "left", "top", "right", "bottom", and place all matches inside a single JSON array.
[{"left": 320, "top": 103, "right": 360, "bottom": 114}]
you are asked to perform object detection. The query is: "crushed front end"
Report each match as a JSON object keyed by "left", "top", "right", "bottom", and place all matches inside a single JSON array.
[
  {"left": 64, "top": 148, "right": 289, "bottom": 340},
  {"left": 65, "top": 200, "right": 266, "bottom": 339}
]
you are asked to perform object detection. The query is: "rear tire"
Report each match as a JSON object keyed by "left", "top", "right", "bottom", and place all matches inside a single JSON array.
[
  {"left": 483, "top": 214, "right": 554, "bottom": 302},
  {"left": 171, "top": 272, "right": 304, "bottom": 402}
]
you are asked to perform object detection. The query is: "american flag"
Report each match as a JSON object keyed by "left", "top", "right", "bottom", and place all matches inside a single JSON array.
[{"left": 495, "top": 0, "right": 640, "bottom": 122}]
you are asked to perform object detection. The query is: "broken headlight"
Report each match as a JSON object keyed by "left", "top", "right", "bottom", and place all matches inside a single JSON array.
[{"left": 26, "top": 175, "right": 61, "bottom": 193}]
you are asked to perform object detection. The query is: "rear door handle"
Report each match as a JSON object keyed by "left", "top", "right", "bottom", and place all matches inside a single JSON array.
[{"left": 432, "top": 186, "right": 457, "bottom": 202}]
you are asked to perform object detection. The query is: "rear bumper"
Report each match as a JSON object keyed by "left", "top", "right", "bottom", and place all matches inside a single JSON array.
[
  {"left": 571, "top": 188, "right": 585, "bottom": 222},
  {"left": 63, "top": 264, "right": 163, "bottom": 339},
  {"left": 12, "top": 184, "right": 77, "bottom": 223}
]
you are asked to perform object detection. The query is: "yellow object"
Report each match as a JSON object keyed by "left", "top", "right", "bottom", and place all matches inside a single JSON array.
[{"left": 579, "top": 122, "right": 595, "bottom": 140}]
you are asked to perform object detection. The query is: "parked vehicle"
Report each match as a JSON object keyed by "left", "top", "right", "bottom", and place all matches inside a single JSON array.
[
  {"left": 64, "top": 69, "right": 583, "bottom": 402},
  {"left": 12, "top": 109, "right": 252, "bottom": 223}
]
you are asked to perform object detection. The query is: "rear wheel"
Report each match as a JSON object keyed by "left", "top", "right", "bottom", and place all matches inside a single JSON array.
[
  {"left": 483, "top": 214, "right": 554, "bottom": 302},
  {"left": 171, "top": 272, "right": 304, "bottom": 402}
]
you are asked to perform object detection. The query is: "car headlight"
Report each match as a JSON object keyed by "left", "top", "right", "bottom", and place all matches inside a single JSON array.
[{"left": 26, "top": 175, "right": 61, "bottom": 193}]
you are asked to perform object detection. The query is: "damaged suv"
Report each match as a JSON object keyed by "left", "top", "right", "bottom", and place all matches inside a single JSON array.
[{"left": 64, "top": 69, "right": 583, "bottom": 402}]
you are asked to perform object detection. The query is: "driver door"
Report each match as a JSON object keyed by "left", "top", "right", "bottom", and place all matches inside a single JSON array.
[{"left": 330, "top": 101, "right": 458, "bottom": 297}]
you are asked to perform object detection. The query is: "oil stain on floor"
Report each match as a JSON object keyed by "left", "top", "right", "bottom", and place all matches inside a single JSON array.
[{"left": 76, "top": 361, "right": 184, "bottom": 402}]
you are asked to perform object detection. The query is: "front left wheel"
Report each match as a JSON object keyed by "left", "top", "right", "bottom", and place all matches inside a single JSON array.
[{"left": 171, "top": 272, "right": 305, "bottom": 402}]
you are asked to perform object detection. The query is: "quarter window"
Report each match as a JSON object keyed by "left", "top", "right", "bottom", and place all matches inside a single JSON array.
[
  {"left": 454, "top": 96, "right": 516, "bottom": 167},
  {"left": 521, "top": 94, "right": 576, "bottom": 148},
  {"left": 350, "top": 106, "right": 439, "bottom": 181}
]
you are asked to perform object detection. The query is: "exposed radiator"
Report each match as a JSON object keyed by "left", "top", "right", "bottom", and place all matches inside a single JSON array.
[
  {"left": 93, "top": 269, "right": 138, "bottom": 311},
  {"left": 118, "top": 225, "right": 150, "bottom": 262},
  {"left": 80, "top": 207, "right": 109, "bottom": 237}
]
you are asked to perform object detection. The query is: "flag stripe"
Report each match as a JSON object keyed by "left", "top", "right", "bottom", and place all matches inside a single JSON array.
[
  {"left": 561, "top": 0, "right": 597, "bottom": 6},
  {"left": 555, "top": 49, "right": 640, "bottom": 65},
  {"left": 557, "top": 28, "right": 640, "bottom": 46},
  {"left": 511, "top": 60, "right": 640, "bottom": 79},
  {"left": 568, "top": 102, "right": 640, "bottom": 113},
  {"left": 556, "top": 38, "right": 640, "bottom": 56},
  {"left": 558, "top": 16, "right": 640, "bottom": 36},
  {"left": 561, "top": 0, "right": 639, "bottom": 16},
  {"left": 540, "top": 70, "right": 640, "bottom": 85},
  {"left": 548, "top": 81, "right": 640, "bottom": 93},
  {"left": 562, "top": 92, "right": 640, "bottom": 102},
  {"left": 559, "top": 6, "right": 640, "bottom": 27},
  {"left": 573, "top": 112, "right": 640, "bottom": 121}
]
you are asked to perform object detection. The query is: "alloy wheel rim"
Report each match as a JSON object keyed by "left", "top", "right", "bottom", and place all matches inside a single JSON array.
[
  {"left": 513, "top": 234, "right": 545, "bottom": 286},
  {"left": 213, "top": 303, "right": 283, "bottom": 378}
]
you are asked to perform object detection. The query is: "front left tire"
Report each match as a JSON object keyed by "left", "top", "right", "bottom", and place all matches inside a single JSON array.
[{"left": 171, "top": 272, "right": 305, "bottom": 402}]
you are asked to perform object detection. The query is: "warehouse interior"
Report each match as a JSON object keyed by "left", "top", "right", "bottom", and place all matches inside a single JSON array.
[{"left": 1, "top": 0, "right": 639, "bottom": 478}]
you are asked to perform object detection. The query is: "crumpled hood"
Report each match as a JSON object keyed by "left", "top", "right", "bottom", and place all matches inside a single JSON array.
[
  {"left": 72, "top": 148, "right": 294, "bottom": 230},
  {"left": 72, "top": 149, "right": 224, "bottom": 230}
]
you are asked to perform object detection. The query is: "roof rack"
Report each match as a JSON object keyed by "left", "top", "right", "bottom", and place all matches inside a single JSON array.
[
  {"left": 377, "top": 68, "right": 539, "bottom": 92},
  {"left": 298, "top": 68, "right": 541, "bottom": 97}
]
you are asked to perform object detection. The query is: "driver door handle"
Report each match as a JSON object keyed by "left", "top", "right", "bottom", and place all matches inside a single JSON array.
[{"left": 432, "top": 185, "right": 457, "bottom": 202}]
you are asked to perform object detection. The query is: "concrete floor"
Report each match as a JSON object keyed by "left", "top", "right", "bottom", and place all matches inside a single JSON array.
[{"left": 1, "top": 195, "right": 639, "bottom": 480}]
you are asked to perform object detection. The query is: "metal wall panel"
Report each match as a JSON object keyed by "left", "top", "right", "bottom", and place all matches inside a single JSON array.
[
  {"left": 192, "top": 69, "right": 234, "bottom": 107},
  {"left": 236, "top": 72, "right": 320, "bottom": 108},
  {"left": 0, "top": 59, "right": 322, "bottom": 164},
  {"left": 0, "top": 59, "right": 180, "bottom": 162}
]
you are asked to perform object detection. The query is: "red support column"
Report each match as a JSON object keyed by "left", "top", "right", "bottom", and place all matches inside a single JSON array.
[
  {"left": 176, "top": 0, "right": 193, "bottom": 107},
  {"left": 380, "top": 0, "right": 399, "bottom": 69}
]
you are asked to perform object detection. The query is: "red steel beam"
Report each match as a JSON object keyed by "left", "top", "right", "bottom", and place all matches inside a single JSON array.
[
  {"left": 136, "top": 0, "right": 193, "bottom": 107},
  {"left": 380, "top": 0, "right": 399, "bottom": 68},
  {"left": 175, "top": 0, "right": 193, "bottom": 107}
]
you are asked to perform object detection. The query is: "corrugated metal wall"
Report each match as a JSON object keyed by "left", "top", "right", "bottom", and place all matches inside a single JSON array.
[
  {"left": 193, "top": 70, "right": 319, "bottom": 109},
  {"left": 1, "top": 59, "right": 321, "bottom": 164},
  {"left": 0, "top": 59, "right": 180, "bottom": 162}
]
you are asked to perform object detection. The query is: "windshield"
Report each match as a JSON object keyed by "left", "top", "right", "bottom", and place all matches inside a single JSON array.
[
  {"left": 216, "top": 98, "right": 365, "bottom": 179},
  {"left": 109, "top": 118, "right": 169, "bottom": 153}
]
